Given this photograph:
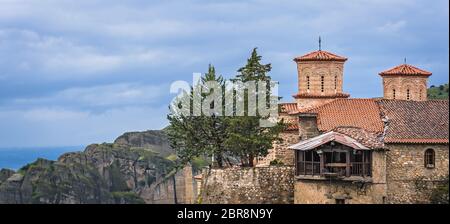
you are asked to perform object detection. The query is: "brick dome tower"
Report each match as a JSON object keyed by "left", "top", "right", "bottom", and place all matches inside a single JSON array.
[
  {"left": 379, "top": 63, "right": 432, "bottom": 101},
  {"left": 293, "top": 49, "right": 350, "bottom": 110}
]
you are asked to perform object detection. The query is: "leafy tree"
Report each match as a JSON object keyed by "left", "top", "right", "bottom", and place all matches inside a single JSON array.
[
  {"left": 430, "top": 176, "right": 449, "bottom": 204},
  {"left": 233, "top": 48, "right": 272, "bottom": 82},
  {"left": 167, "top": 65, "right": 229, "bottom": 168},
  {"left": 167, "top": 49, "right": 285, "bottom": 168},
  {"left": 225, "top": 48, "right": 284, "bottom": 167}
]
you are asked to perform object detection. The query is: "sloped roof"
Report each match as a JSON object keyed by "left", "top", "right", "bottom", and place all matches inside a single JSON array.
[
  {"left": 377, "top": 100, "right": 449, "bottom": 144},
  {"left": 333, "top": 127, "right": 384, "bottom": 149},
  {"left": 379, "top": 64, "right": 432, "bottom": 77},
  {"left": 294, "top": 50, "right": 347, "bottom": 62},
  {"left": 302, "top": 99, "right": 385, "bottom": 133},
  {"left": 293, "top": 92, "right": 350, "bottom": 99},
  {"left": 279, "top": 102, "right": 298, "bottom": 114},
  {"left": 283, "top": 118, "right": 299, "bottom": 131},
  {"left": 288, "top": 131, "right": 369, "bottom": 151}
]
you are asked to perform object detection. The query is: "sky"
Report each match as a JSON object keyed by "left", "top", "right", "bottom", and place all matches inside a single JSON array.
[{"left": 0, "top": 0, "right": 448, "bottom": 147}]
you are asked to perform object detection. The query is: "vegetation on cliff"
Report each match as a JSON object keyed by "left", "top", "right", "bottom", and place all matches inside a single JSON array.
[
  {"left": 0, "top": 130, "right": 179, "bottom": 204},
  {"left": 428, "top": 83, "right": 449, "bottom": 99}
]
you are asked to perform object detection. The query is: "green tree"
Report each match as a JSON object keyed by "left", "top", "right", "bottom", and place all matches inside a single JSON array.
[
  {"left": 167, "top": 65, "right": 229, "bottom": 168},
  {"left": 226, "top": 48, "right": 284, "bottom": 167},
  {"left": 167, "top": 49, "right": 285, "bottom": 168},
  {"left": 430, "top": 176, "right": 449, "bottom": 204}
]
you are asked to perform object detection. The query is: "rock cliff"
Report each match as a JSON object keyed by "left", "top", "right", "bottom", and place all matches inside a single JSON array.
[{"left": 0, "top": 130, "right": 192, "bottom": 204}]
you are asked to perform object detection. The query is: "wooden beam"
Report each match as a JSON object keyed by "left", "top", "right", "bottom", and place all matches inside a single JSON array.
[
  {"left": 320, "top": 153, "right": 324, "bottom": 176},
  {"left": 295, "top": 151, "right": 298, "bottom": 175},
  {"left": 303, "top": 151, "right": 306, "bottom": 176},
  {"left": 346, "top": 150, "right": 351, "bottom": 177},
  {"left": 362, "top": 151, "right": 366, "bottom": 177}
]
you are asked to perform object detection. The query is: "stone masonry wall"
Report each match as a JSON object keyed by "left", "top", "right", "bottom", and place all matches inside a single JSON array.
[
  {"left": 296, "top": 61, "right": 345, "bottom": 96},
  {"left": 147, "top": 166, "right": 195, "bottom": 204},
  {"left": 274, "top": 132, "right": 299, "bottom": 166},
  {"left": 382, "top": 76, "right": 428, "bottom": 101},
  {"left": 386, "top": 143, "right": 449, "bottom": 203},
  {"left": 257, "top": 132, "right": 299, "bottom": 166},
  {"left": 295, "top": 181, "right": 387, "bottom": 204},
  {"left": 200, "top": 166, "right": 294, "bottom": 204},
  {"left": 298, "top": 115, "right": 320, "bottom": 140}
]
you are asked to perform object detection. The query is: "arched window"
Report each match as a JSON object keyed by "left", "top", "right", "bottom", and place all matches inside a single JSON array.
[
  {"left": 393, "top": 89, "right": 396, "bottom": 99},
  {"left": 424, "top": 148, "right": 435, "bottom": 168},
  {"left": 321, "top": 76, "right": 325, "bottom": 92},
  {"left": 406, "top": 89, "right": 410, "bottom": 100},
  {"left": 307, "top": 76, "right": 310, "bottom": 90}
]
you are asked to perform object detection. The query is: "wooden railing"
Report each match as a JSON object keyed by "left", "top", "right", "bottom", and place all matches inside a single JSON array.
[
  {"left": 350, "top": 162, "right": 371, "bottom": 176},
  {"left": 296, "top": 162, "right": 371, "bottom": 177},
  {"left": 296, "top": 161, "right": 321, "bottom": 176}
]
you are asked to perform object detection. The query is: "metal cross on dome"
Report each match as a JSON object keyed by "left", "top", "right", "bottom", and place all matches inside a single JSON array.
[{"left": 319, "top": 36, "right": 322, "bottom": 51}]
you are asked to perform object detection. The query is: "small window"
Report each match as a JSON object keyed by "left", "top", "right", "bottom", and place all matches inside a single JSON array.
[
  {"left": 334, "top": 75, "right": 337, "bottom": 90},
  {"left": 406, "top": 89, "right": 410, "bottom": 100},
  {"left": 307, "top": 76, "right": 310, "bottom": 90},
  {"left": 321, "top": 76, "right": 324, "bottom": 92},
  {"left": 392, "top": 89, "right": 396, "bottom": 99},
  {"left": 424, "top": 148, "right": 435, "bottom": 168},
  {"left": 335, "top": 199, "right": 345, "bottom": 204}
]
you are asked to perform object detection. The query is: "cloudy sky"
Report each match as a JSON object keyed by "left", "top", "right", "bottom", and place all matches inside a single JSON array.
[{"left": 0, "top": 0, "right": 448, "bottom": 147}]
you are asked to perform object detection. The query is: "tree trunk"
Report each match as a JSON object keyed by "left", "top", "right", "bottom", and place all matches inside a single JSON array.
[
  {"left": 248, "top": 154, "right": 254, "bottom": 167},
  {"left": 216, "top": 153, "right": 223, "bottom": 168}
]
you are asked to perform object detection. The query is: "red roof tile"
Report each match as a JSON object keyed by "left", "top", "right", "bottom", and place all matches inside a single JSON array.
[
  {"left": 282, "top": 117, "right": 299, "bottom": 131},
  {"left": 293, "top": 92, "right": 350, "bottom": 99},
  {"left": 279, "top": 102, "right": 298, "bottom": 114},
  {"left": 300, "top": 99, "right": 385, "bottom": 133},
  {"left": 383, "top": 138, "right": 449, "bottom": 144},
  {"left": 294, "top": 50, "right": 347, "bottom": 62},
  {"left": 288, "top": 131, "right": 370, "bottom": 151},
  {"left": 333, "top": 127, "right": 384, "bottom": 149},
  {"left": 377, "top": 100, "right": 449, "bottom": 144},
  {"left": 379, "top": 64, "right": 432, "bottom": 77}
]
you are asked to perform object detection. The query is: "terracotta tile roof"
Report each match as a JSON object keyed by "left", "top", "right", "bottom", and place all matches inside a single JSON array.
[
  {"left": 282, "top": 117, "right": 299, "bottom": 131},
  {"left": 279, "top": 102, "right": 298, "bottom": 114},
  {"left": 294, "top": 50, "right": 347, "bottom": 62},
  {"left": 301, "top": 99, "right": 385, "bottom": 133},
  {"left": 383, "top": 138, "right": 449, "bottom": 144},
  {"left": 289, "top": 131, "right": 369, "bottom": 151},
  {"left": 377, "top": 100, "right": 449, "bottom": 144},
  {"left": 293, "top": 92, "right": 350, "bottom": 99},
  {"left": 333, "top": 127, "right": 384, "bottom": 149},
  {"left": 279, "top": 103, "right": 300, "bottom": 131},
  {"left": 379, "top": 64, "right": 432, "bottom": 77}
]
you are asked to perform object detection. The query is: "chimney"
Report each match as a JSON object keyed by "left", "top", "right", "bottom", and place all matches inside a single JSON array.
[{"left": 298, "top": 113, "right": 320, "bottom": 140}]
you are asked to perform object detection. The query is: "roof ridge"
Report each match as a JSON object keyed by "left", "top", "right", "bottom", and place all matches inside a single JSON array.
[
  {"left": 379, "top": 63, "right": 432, "bottom": 76},
  {"left": 299, "top": 98, "right": 377, "bottom": 114},
  {"left": 294, "top": 50, "right": 347, "bottom": 62},
  {"left": 299, "top": 99, "right": 337, "bottom": 113}
]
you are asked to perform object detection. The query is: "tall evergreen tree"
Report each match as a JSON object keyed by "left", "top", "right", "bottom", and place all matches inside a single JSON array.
[
  {"left": 234, "top": 48, "right": 272, "bottom": 82},
  {"left": 226, "top": 48, "right": 284, "bottom": 167},
  {"left": 167, "top": 65, "right": 229, "bottom": 167},
  {"left": 167, "top": 49, "right": 284, "bottom": 168}
]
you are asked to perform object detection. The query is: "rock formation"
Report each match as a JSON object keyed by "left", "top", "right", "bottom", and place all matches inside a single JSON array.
[{"left": 0, "top": 130, "right": 194, "bottom": 204}]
